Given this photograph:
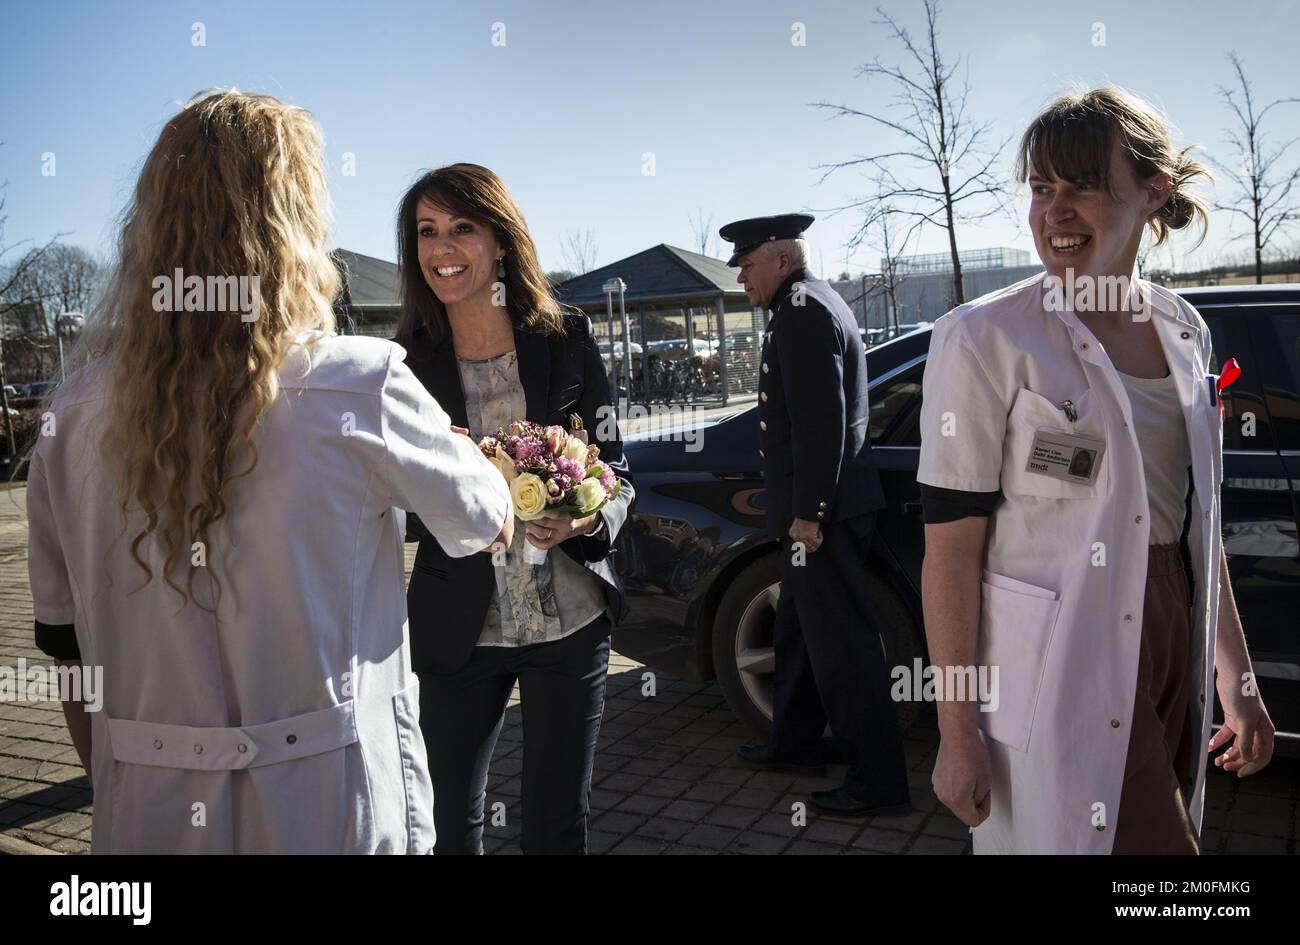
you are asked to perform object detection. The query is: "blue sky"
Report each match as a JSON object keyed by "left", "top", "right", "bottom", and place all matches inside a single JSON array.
[{"left": 2, "top": 0, "right": 1297, "bottom": 277}]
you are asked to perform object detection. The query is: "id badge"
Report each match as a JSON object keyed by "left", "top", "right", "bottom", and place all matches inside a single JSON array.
[{"left": 1026, "top": 430, "right": 1105, "bottom": 486}]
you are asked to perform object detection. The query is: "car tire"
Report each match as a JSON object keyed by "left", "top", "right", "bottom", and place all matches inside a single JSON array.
[{"left": 711, "top": 550, "right": 924, "bottom": 739}]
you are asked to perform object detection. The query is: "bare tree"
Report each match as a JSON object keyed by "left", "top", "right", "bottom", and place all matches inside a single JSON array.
[
  {"left": 560, "top": 228, "right": 599, "bottom": 275},
  {"left": 1210, "top": 51, "right": 1300, "bottom": 284},
  {"left": 866, "top": 201, "right": 915, "bottom": 335},
  {"left": 688, "top": 208, "right": 716, "bottom": 257},
  {"left": 8, "top": 243, "right": 102, "bottom": 336},
  {"left": 0, "top": 143, "right": 67, "bottom": 457},
  {"left": 812, "top": 0, "right": 1012, "bottom": 305}
]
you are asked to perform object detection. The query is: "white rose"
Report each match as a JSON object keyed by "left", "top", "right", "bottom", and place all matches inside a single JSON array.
[
  {"left": 562, "top": 436, "right": 588, "bottom": 462},
  {"left": 510, "top": 473, "right": 548, "bottom": 521},
  {"left": 494, "top": 445, "right": 518, "bottom": 482},
  {"left": 573, "top": 477, "right": 606, "bottom": 515}
]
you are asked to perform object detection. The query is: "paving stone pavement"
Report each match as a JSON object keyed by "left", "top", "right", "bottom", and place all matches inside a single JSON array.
[{"left": 2, "top": 485, "right": 1296, "bottom": 854}]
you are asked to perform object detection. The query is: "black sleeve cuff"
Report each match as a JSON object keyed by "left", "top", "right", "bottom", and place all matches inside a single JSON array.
[
  {"left": 404, "top": 511, "right": 430, "bottom": 543},
  {"left": 35, "top": 621, "right": 81, "bottom": 661},
  {"left": 920, "top": 484, "right": 1003, "bottom": 524}
]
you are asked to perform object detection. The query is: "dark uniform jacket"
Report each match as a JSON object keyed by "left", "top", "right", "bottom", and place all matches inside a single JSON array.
[
  {"left": 403, "top": 312, "right": 634, "bottom": 674},
  {"left": 757, "top": 267, "right": 887, "bottom": 539}
]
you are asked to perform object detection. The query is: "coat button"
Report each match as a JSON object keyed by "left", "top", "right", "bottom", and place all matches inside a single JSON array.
[
  {"left": 1110, "top": 719, "right": 1121, "bottom": 728},
  {"left": 762, "top": 363, "right": 769, "bottom": 374},
  {"left": 759, "top": 420, "right": 767, "bottom": 431},
  {"left": 1135, "top": 515, "right": 1143, "bottom": 524},
  {"left": 153, "top": 739, "right": 163, "bottom": 750},
  {"left": 237, "top": 743, "right": 248, "bottom": 754},
  {"left": 1124, "top": 614, "right": 1133, "bottom": 623},
  {"left": 193, "top": 744, "right": 203, "bottom": 754},
  {"left": 1181, "top": 331, "right": 1191, "bottom": 339},
  {"left": 760, "top": 392, "right": 768, "bottom": 402},
  {"left": 759, "top": 449, "right": 765, "bottom": 459},
  {"left": 286, "top": 734, "right": 298, "bottom": 745},
  {"left": 819, "top": 501, "right": 828, "bottom": 509},
  {"left": 1096, "top": 824, "right": 1106, "bottom": 831},
  {"left": 1081, "top": 342, "right": 1089, "bottom": 349},
  {"left": 816, "top": 511, "right": 825, "bottom": 520}
]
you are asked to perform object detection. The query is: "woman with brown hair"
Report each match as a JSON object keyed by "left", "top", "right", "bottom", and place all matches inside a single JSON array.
[
  {"left": 26, "top": 92, "right": 512, "bottom": 853},
  {"left": 918, "top": 87, "right": 1274, "bottom": 854},
  {"left": 396, "top": 163, "right": 634, "bottom": 854}
]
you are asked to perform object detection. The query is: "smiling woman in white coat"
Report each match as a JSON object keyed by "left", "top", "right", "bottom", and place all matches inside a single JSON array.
[
  {"left": 918, "top": 87, "right": 1276, "bottom": 854},
  {"left": 25, "top": 90, "right": 513, "bottom": 853}
]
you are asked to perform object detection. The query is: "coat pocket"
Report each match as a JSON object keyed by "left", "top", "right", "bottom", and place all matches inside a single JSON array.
[
  {"left": 976, "top": 571, "right": 1062, "bottom": 752},
  {"left": 391, "top": 679, "right": 435, "bottom": 854},
  {"left": 1002, "top": 387, "right": 1108, "bottom": 500}
]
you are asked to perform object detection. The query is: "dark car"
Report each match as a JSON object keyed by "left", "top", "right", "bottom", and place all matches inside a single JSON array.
[{"left": 613, "top": 283, "right": 1300, "bottom": 742}]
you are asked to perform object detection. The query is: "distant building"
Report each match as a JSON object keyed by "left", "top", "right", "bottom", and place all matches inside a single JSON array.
[
  {"left": 332, "top": 249, "right": 400, "bottom": 338},
  {"left": 555, "top": 244, "right": 762, "bottom": 405},
  {"left": 831, "top": 247, "right": 1042, "bottom": 328}
]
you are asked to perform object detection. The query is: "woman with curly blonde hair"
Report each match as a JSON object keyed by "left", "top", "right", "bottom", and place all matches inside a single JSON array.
[{"left": 26, "top": 90, "right": 512, "bottom": 853}]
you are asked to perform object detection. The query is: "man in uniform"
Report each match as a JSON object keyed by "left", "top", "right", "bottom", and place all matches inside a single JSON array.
[{"left": 721, "top": 213, "right": 910, "bottom": 815}]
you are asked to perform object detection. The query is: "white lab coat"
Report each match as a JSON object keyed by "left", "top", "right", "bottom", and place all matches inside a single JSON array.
[
  {"left": 26, "top": 333, "right": 510, "bottom": 853},
  {"left": 917, "top": 273, "right": 1223, "bottom": 854}
]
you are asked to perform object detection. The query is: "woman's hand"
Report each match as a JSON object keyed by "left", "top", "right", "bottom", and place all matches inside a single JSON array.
[
  {"left": 1210, "top": 675, "right": 1275, "bottom": 777},
  {"left": 932, "top": 727, "right": 992, "bottom": 828},
  {"left": 524, "top": 510, "right": 599, "bottom": 551}
]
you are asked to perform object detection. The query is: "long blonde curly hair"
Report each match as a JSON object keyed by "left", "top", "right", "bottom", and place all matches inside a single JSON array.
[{"left": 83, "top": 89, "right": 339, "bottom": 607}]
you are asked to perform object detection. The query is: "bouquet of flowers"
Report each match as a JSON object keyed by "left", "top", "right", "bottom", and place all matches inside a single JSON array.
[{"left": 479, "top": 419, "right": 622, "bottom": 564}]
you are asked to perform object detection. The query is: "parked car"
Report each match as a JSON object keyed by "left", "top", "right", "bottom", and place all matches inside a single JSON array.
[
  {"left": 597, "top": 339, "right": 644, "bottom": 364},
  {"left": 613, "top": 284, "right": 1300, "bottom": 743},
  {"left": 647, "top": 338, "right": 715, "bottom": 360},
  {"left": 725, "top": 331, "right": 761, "bottom": 351},
  {"left": 22, "top": 381, "right": 58, "bottom": 398}
]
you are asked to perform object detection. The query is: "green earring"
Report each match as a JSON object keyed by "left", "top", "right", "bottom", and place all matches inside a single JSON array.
[{"left": 497, "top": 257, "right": 506, "bottom": 280}]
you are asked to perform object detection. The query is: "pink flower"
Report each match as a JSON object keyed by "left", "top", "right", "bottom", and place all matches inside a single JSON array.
[
  {"left": 544, "top": 426, "right": 567, "bottom": 457},
  {"left": 554, "top": 456, "right": 585, "bottom": 484},
  {"left": 596, "top": 462, "right": 616, "bottom": 492}
]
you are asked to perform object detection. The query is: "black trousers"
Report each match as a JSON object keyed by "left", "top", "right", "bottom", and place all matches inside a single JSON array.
[
  {"left": 770, "top": 512, "right": 910, "bottom": 802},
  {"left": 416, "top": 615, "right": 612, "bottom": 854}
]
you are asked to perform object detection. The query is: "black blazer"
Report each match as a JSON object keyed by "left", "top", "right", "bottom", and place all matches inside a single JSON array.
[
  {"left": 403, "top": 311, "right": 635, "bottom": 674},
  {"left": 757, "top": 267, "right": 887, "bottom": 539}
]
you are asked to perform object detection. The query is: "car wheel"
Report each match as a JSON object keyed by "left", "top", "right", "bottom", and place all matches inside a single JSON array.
[{"left": 711, "top": 551, "right": 924, "bottom": 738}]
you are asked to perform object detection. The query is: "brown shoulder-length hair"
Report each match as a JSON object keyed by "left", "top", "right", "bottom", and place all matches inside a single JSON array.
[
  {"left": 1015, "top": 86, "right": 1212, "bottom": 248},
  {"left": 395, "top": 163, "right": 567, "bottom": 348}
]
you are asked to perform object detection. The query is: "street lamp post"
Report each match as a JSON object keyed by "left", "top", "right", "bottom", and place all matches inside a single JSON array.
[
  {"left": 56, "top": 312, "right": 85, "bottom": 381},
  {"left": 601, "top": 278, "right": 628, "bottom": 412}
]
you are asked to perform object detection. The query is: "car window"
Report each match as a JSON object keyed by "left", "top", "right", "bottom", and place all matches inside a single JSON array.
[
  {"left": 1252, "top": 312, "right": 1300, "bottom": 451},
  {"left": 868, "top": 360, "right": 923, "bottom": 446},
  {"left": 1200, "top": 307, "right": 1273, "bottom": 451}
]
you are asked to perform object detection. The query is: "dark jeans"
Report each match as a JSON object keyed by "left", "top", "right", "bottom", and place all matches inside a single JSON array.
[
  {"left": 770, "top": 512, "right": 910, "bottom": 802},
  {"left": 416, "top": 615, "right": 612, "bottom": 854}
]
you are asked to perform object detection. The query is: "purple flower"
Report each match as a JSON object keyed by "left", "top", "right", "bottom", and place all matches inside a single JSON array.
[
  {"left": 513, "top": 436, "right": 545, "bottom": 464},
  {"left": 554, "top": 456, "right": 585, "bottom": 484},
  {"left": 596, "top": 462, "right": 616, "bottom": 492}
]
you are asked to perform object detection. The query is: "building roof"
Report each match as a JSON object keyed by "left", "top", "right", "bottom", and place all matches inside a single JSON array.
[
  {"left": 555, "top": 244, "right": 748, "bottom": 308},
  {"left": 332, "top": 249, "right": 400, "bottom": 309}
]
